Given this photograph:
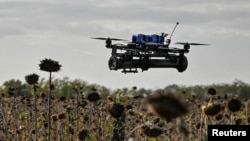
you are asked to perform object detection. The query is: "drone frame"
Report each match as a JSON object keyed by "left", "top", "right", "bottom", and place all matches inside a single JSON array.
[{"left": 92, "top": 22, "right": 209, "bottom": 73}]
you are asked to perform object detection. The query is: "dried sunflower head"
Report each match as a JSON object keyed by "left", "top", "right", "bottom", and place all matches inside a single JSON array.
[
  {"left": 40, "top": 93, "right": 46, "bottom": 99},
  {"left": 144, "top": 91, "right": 188, "bottom": 121},
  {"left": 108, "top": 103, "right": 124, "bottom": 119},
  {"left": 51, "top": 114, "right": 58, "bottom": 122},
  {"left": 59, "top": 96, "right": 67, "bottom": 102},
  {"left": 107, "top": 96, "right": 113, "bottom": 101},
  {"left": 204, "top": 103, "right": 221, "bottom": 117},
  {"left": 78, "top": 129, "right": 89, "bottom": 141},
  {"left": 83, "top": 116, "right": 89, "bottom": 121},
  {"left": 39, "top": 58, "right": 61, "bottom": 72},
  {"left": 43, "top": 122, "right": 48, "bottom": 128},
  {"left": 58, "top": 112, "right": 66, "bottom": 120},
  {"left": 25, "top": 73, "right": 39, "bottom": 85},
  {"left": 141, "top": 124, "right": 163, "bottom": 138},
  {"left": 202, "top": 98, "right": 221, "bottom": 117},
  {"left": 207, "top": 87, "right": 216, "bottom": 95},
  {"left": 87, "top": 92, "right": 100, "bottom": 102},
  {"left": 215, "top": 114, "right": 223, "bottom": 121},
  {"left": 228, "top": 97, "right": 242, "bottom": 112}
]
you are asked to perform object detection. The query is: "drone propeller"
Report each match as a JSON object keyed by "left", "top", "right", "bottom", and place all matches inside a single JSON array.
[
  {"left": 175, "top": 42, "right": 210, "bottom": 46},
  {"left": 175, "top": 42, "right": 209, "bottom": 52},
  {"left": 91, "top": 37, "right": 128, "bottom": 41}
]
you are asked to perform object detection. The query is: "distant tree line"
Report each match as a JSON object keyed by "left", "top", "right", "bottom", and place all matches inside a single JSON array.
[
  {"left": 0, "top": 77, "right": 110, "bottom": 98},
  {"left": 0, "top": 77, "right": 250, "bottom": 99}
]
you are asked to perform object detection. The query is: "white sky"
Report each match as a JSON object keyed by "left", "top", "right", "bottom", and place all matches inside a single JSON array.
[{"left": 0, "top": 0, "right": 250, "bottom": 89}]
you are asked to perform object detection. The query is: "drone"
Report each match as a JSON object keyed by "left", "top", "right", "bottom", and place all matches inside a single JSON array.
[{"left": 92, "top": 22, "right": 209, "bottom": 73}]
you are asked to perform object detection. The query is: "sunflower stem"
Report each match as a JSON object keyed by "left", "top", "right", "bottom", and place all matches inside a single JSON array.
[
  {"left": 34, "top": 85, "right": 38, "bottom": 141},
  {"left": 246, "top": 104, "right": 248, "bottom": 125},
  {"left": 76, "top": 89, "right": 79, "bottom": 131},
  {"left": 125, "top": 123, "right": 146, "bottom": 141},
  {"left": 48, "top": 71, "right": 52, "bottom": 141},
  {"left": 111, "top": 113, "right": 126, "bottom": 141}
]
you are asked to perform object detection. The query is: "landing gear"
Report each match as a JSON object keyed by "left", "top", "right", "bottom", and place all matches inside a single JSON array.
[{"left": 122, "top": 68, "right": 138, "bottom": 74}]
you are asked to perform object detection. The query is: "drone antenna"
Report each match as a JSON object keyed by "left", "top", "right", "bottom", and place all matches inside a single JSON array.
[{"left": 169, "top": 22, "right": 179, "bottom": 40}]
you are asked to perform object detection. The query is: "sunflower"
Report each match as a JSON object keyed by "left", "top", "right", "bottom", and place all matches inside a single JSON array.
[
  {"left": 204, "top": 103, "right": 221, "bottom": 117},
  {"left": 202, "top": 98, "right": 221, "bottom": 117},
  {"left": 51, "top": 114, "right": 58, "bottom": 122},
  {"left": 228, "top": 97, "right": 242, "bottom": 112},
  {"left": 25, "top": 73, "right": 39, "bottom": 85},
  {"left": 39, "top": 58, "right": 61, "bottom": 72},
  {"left": 58, "top": 112, "right": 66, "bottom": 120},
  {"left": 144, "top": 90, "right": 188, "bottom": 121},
  {"left": 78, "top": 129, "right": 89, "bottom": 141},
  {"left": 87, "top": 92, "right": 100, "bottom": 102},
  {"left": 207, "top": 87, "right": 216, "bottom": 95},
  {"left": 141, "top": 124, "right": 163, "bottom": 137},
  {"left": 108, "top": 103, "right": 125, "bottom": 119}
]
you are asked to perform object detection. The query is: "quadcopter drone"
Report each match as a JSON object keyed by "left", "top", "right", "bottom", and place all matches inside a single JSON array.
[{"left": 92, "top": 22, "right": 209, "bottom": 73}]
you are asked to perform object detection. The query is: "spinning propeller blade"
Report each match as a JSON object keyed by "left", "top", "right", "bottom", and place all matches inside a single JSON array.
[
  {"left": 91, "top": 37, "right": 107, "bottom": 40},
  {"left": 175, "top": 42, "right": 210, "bottom": 45},
  {"left": 91, "top": 37, "right": 128, "bottom": 41},
  {"left": 188, "top": 43, "right": 210, "bottom": 45}
]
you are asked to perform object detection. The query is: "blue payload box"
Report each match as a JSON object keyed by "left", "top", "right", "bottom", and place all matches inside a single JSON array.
[
  {"left": 132, "top": 34, "right": 152, "bottom": 43},
  {"left": 132, "top": 35, "right": 137, "bottom": 42},
  {"left": 151, "top": 34, "right": 164, "bottom": 44},
  {"left": 132, "top": 34, "right": 163, "bottom": 43},
  {"left": 145, "top": 35, "right": 151, "bottom": 42},
  {"left": 136, "top": 34, "right": 145, "bottom": 43},
  {"left": 159, "top": 36, "right": 164, "bottom": 43}
]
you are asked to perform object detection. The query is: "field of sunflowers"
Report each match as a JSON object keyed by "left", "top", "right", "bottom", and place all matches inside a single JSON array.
[{"left": 0, "top": 58, "right": 250, "bottom": 141}]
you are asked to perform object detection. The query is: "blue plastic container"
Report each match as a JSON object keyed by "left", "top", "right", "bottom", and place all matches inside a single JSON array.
[
  {"left": 151, "top": 34, "right": 159, "bottom": 43},
  {"left": 132, "top": 35, "right": 137, "bottom": 43},
  {"left": 158, "top": 36, "right": 164, "bottom": 44},
  {"left": 136, "top": 34, "right": 146, "bottom": 43},
  {"left": 151, "top": 34, "right": 164, "bottom": 44},
  {"left": 145, "top": 35, "right": 151, "bottom": 42}
]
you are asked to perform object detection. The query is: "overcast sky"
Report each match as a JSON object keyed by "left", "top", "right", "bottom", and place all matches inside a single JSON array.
[{"left": 0, "top": 0, "right": 250, "bottom": 89}]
